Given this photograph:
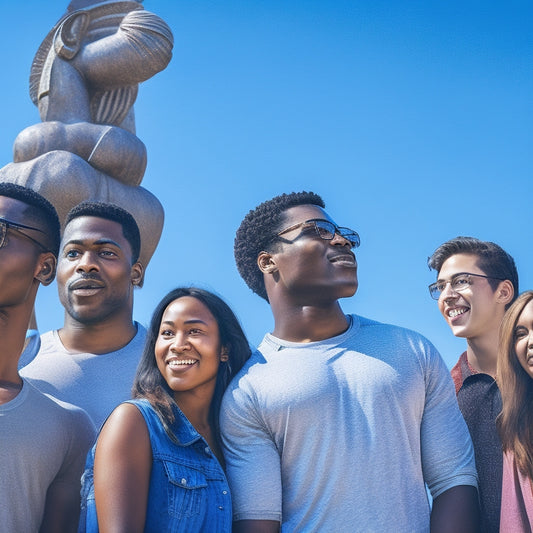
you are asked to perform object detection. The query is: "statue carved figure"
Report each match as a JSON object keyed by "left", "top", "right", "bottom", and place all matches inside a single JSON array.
[{"left": 0, "top": 0, "right": 174, "bottom": 277}]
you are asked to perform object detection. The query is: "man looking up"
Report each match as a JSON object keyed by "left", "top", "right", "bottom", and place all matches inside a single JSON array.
[
  {"left": 0, "top": 183, "right": 94, "bottom": 532},
  {"left": 221, "top": 191, "right": 479, "bottom": 532},
  {"left": 21, "top": 201, "right": 145, "bottom": 428},
  {"left": 428, "top": 237, "right": 518, "bottom": 533}
]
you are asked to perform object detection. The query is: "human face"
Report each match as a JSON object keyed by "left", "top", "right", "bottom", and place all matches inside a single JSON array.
[
  {"left": 267, "top": 204, "right": 358, "bottom": 305},
  {"left": 514, "top": 300, "right": 533, "bottom": 380},
  {"left": 0, "top": 196, "right": 50, "bottom": 309},
  {"left": 437, "top": 253, "right": 503, "bottom": 339},
  {"left": 155, "top": 296, "right": 225, "bottom": 400},
  {"left": 57, "top": 216, "right": 142, "bottom": 325}
]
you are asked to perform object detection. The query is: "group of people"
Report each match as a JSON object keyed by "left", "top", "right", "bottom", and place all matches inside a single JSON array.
[{"left": 1, "top": 184, "right": 532, "bottom": 532}]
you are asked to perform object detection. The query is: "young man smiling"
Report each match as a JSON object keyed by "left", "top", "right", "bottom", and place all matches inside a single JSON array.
[
  {"left": 221, "top": 191, "right": 479, "bottom": 533},
  {"left": 428, "top": 236, "right": 518, "bottom": 533},
  {"left": 21, "top": 201, "right": 145, "bottom": 428},
  {"left": 0, "top": 183, "right": 94, "bottom": 532}
]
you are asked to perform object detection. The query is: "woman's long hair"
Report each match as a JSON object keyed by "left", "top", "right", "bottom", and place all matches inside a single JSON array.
[
  {"left": 497, "top": 290, "right": 533, "bottom": 480},
  {"left": 132, "top": 287, "right": 251, "bottom": 450}
]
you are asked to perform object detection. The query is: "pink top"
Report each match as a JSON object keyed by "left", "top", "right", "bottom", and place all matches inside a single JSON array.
[{"left": 501, "top": 451, "right": 533, "bottom": 532}]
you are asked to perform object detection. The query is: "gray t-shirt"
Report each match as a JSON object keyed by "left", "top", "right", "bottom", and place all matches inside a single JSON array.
[
  {"left": 221, "top": 314, "right": 477, "bottom": 532},
  {"left": 20, "top": 323, "right": 146, "bottom": 429},
  {"left": 0, "top": 380, "right": 95, "bottom": 532}
]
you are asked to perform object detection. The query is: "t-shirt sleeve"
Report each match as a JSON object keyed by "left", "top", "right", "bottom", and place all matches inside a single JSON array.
[
  {"left": 420, "top": 339, "right": 478, "bottom": 498},
  {"left": 220, "top": 378, "right": 282, "bottom": 523}
]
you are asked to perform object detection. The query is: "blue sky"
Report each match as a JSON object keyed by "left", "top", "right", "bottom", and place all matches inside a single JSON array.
[{"left": 1, "top": 0, "right": 531, "bottom": 368}]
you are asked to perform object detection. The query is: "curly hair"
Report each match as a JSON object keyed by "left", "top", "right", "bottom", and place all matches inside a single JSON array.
[
  {"left": 234, "top": 191, "right": 325, "bottom": 301},
  {"left": 65, "top": 201, "right": 141, "bottom": 263},
  {"left": 0, "top": 182, "right": 60, "bottom": 256},
  {"left": 427, "top": 236, "right": 518, "bottom": 308},
  {"left": 497, "top": 290, "right": 533, "bottom": 480},
  {"left": 132, "top": 287, "right": 251, "bottom": 450}
]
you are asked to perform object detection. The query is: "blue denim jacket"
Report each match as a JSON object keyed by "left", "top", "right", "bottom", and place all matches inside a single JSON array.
[{"left": 79, "top": 399, "right": 232, "bottom": 532}]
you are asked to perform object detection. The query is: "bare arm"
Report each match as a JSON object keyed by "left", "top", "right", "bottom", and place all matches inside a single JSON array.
[
  {"left": 94, "top": 403, "right": 152, "bottom": 533},
  {"left": 233, "top": 520, "right": 280, "bottom": 533},
  {"left": 430, "top": 485, "right": 479, "bottom": 533}
]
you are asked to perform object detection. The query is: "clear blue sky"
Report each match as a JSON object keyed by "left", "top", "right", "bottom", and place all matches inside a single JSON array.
[{"left": 1, "top": 0, "right": 531, "bottom": 368}]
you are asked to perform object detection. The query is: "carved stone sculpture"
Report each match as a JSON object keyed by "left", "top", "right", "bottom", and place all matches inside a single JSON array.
[{"left": 0, "top": 0, "right": 174, "bottom": 278}]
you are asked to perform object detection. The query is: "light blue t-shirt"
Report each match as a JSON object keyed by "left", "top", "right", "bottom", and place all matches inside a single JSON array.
[
  {"left": 20, "top": 323, "right": 146, "bottom": 429},
  {"left": 221, "top": 314, "right": 477, "bottom": 532}
]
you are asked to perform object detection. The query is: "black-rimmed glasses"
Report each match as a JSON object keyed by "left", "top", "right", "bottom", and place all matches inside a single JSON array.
[
  {"left": 275, "top": 218, "right": 360, "bottom": 249},
  {"left": 428, "top": 272, "right": 505, "bottom": 300},
  {"left": 0, "top": 217, "right": 48, "bottom": 252}
]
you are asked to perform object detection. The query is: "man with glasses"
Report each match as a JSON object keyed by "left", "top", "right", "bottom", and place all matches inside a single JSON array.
[
  {"left": 21, "top": 201, "right": 145, "bottom": 429},
  {"left": 0, "top": 183, "right": 94, "bottom": 532},
  {"left": 221, "top": 191, "right": 478, "bottom": 532},
  {"left": 428, "top": 236, "right": 518, "bottom": 533}
]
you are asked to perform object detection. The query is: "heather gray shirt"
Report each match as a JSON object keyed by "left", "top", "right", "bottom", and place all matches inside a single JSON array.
[
  {"left": 0, "top": 380, "right": 94, "bottom": 532},
  {"left": 221, "top": 314, "right": 477, "bottom": 532},
  {"left": 20, "top": 323, "right": 146, "bottom": 429}
]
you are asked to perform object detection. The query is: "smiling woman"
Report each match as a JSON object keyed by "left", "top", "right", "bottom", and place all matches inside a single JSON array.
[
  {"left": 78, "top": 287, "right": 251, "bottom": 533},
  {"left": 497, "top": 291, "right": 533, "bottom": 531}
]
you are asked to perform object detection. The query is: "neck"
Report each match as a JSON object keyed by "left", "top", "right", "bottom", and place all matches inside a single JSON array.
[
  {"left": 466, "top": 329, "right": 500, "bottom": 377},
  {"left": 59, "top": 312, "right": 137, "bottom": 354},
  {"left": 270, "top": 300, "right": 349, "bottom": 342},
  {"left": 0, "top": 304, "right": 33, "bottom": 402}
]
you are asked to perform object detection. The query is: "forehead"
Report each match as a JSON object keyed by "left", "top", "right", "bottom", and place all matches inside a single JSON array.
[
  {"left": 517, "top": 300, "right": 533, "bottom": 324},
  {"left": 0, "top": 196, "right": 32, "bottom": 223},
  {"left": 281, "top": 204, "right": 334, "bottom": 225},
  {"left": 438, "top": 253, "right": 484, "bottom": 278},
  {"left": 62, "top": 216, "right": 128, "bottom": 249},
  {"left": 163, "top": 296, "right": 217, "bottom": 324}
]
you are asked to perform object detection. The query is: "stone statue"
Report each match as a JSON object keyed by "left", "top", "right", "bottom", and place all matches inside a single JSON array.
[{"left": 0, "top": 0, "right": 174, "bottom": 278}]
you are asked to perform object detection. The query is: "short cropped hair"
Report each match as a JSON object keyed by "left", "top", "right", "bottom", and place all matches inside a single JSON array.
[
  {"left": 65, "top": 202, "right": 141, "bottom": 263},
  {"left": 428, "top": 236, "right": 519, "bottom": 305},
  {"left": 0, "top": 182, "right": 60, "bottom": 256},
  {"left": 234, "top": 191, "right": 325, "bottom": 301}
]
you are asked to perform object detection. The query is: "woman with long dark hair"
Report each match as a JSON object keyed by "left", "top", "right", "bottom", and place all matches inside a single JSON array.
[
  {"left": 497, "top": 290, "right": 533, "bottom": 531},
  {"left": 79, "top": 287, "right": 251, "bottom": 532}
]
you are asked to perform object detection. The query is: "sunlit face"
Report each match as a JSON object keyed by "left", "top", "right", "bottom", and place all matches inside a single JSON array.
[
  {"left": 267, "top": 205, "right": 358, "bottom": 305},
  {"left": 57, "top": 216, "right": 140, "bottom": 325},
  {"left": 437, "top": 253, "right": 503, "bottom": 340},
  {"left": 0, "top": 196, "right": 45, "bottom": 309},
  {"left": 155, "top": 296, "right": 226, "bottom": 400},
  {"left": 514, "top": 300, "right": 533, "bottom": 380}
]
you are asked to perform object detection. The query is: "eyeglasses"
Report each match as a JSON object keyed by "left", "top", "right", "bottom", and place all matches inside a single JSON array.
[
  {"left": 0, "top": 217, "right": 48, "bottom": 252},
  {"left": 428, "top": 272, "right": 505, "bottom": 300},
  {"left": 275, "top": 218, "right": 360, "bottom": 248}
]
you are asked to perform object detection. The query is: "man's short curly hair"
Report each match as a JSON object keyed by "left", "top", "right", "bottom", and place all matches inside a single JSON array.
[
  {"left": 0, "top": 182, "right": 60, "bottom": 256},
  {"left": 234, "top": 191, "right": 325, "bottom": 301},
  {"left": 65, "top": 201, "right": 141, "bottom": 264}
]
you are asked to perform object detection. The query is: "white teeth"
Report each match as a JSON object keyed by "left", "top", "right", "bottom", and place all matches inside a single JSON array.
[
  {"left": 168, "top": 359, "right": 196, "bottom": 366},
  {"left": 449, "top": 308, "right": 468, "bottom": 318}
]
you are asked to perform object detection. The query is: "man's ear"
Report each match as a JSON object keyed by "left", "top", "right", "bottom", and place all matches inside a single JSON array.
[
  {"left": 497, "top": 279, "right": 515, "bottom": 306},
  {"left": 257, "top": 251, "right": 278, "bottom": 274},
  {"left": 35, "top": 253, "right": 57, "bottom": 286},
  {"left": 131, "top": 262, "right": 144, "bottom": 287}
]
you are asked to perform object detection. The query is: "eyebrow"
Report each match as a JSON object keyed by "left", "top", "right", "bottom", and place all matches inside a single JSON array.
[
  {"left": 436, "top": 272, "right": 468, "bottom": 282},
  {"left": 63, "top": 238, "right": 122, "bottom": 248},
  {"left": 161, "top": 319, "right": 209, "bottom": 326}
]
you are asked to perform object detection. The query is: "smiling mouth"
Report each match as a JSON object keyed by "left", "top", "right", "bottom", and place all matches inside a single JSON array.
[
  {"left": 329, "top": 254, "right": 356, "bottom": 265},
  {"left": 448, "top": 307, "right": 469, "bottom": 319},
  {"left": 168, "top": 359, "right": 197, "bottom": 367}
]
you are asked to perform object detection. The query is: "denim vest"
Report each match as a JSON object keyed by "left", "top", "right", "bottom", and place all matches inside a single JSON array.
[{"left": 79, "top": 399, "right": 232, "bottom": 532}]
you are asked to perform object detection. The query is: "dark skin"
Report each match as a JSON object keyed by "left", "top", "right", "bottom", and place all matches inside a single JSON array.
[
  {"left": 56, "top": 216, "right": 143, "bottom": 354},
  {"left": 94, "top": 297, "right": 227, "bottom": 532},
  {"left": 235, "top": 204, "right": 479, "bottom": 533},
  {"left": 0, "top": 196, "right": 82, "bottom": 533}
]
